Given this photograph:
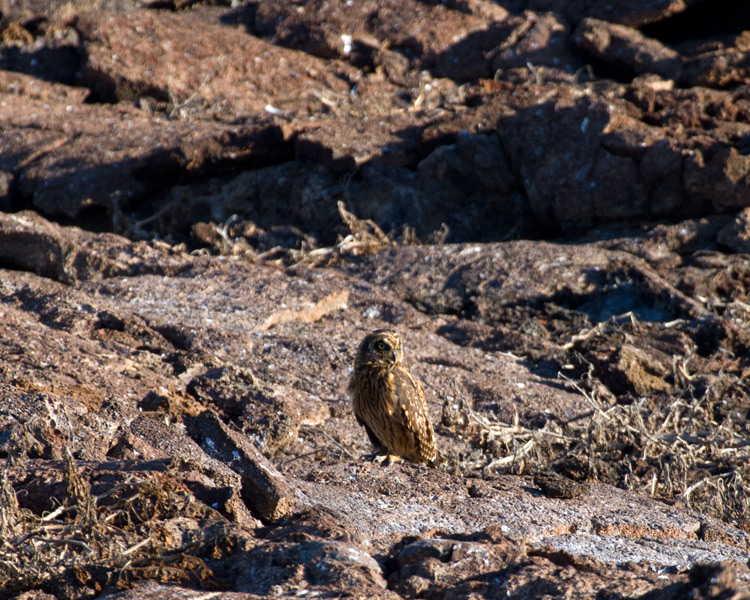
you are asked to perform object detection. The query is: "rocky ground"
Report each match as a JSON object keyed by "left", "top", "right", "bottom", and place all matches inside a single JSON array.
[{"left": 1, "top": 0, "right": 750, "bottom": 598}]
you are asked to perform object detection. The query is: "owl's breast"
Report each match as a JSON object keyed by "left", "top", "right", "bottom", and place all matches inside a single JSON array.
[{"left": 349, "top": 366, "right": 397, "bottom": 414}]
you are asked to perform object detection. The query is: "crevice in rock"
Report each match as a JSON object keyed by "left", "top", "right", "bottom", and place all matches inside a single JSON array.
[
  {"left": 54, "top": 205, "right": 113, "bottom": 235},
  {"left": 581, "top": 55, "right": 642, "bottom": 84},
  {"left": 4, "top": 171, "right": 22, "bottom": 214}
]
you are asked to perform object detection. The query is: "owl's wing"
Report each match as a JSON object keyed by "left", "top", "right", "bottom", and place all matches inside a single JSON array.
[{"left": 391, "top": 366, "right": 438, "bottom": 460}]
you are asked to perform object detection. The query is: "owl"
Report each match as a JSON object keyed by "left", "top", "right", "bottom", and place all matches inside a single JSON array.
[{"left": 348, "top": 329, "right": 444, "bottom": 466}]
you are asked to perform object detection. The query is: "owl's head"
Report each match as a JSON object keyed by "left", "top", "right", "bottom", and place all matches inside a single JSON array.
[{"left": 354, "top": 329, "right": 404, "bottom": 369}]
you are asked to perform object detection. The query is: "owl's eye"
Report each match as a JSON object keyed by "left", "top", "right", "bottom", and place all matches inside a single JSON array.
[{"left": 375, "top": 341, "right": 389, "bottom": 351}]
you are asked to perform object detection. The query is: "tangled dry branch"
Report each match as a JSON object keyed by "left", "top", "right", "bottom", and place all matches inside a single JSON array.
[
  {"left": 442, "top": 363, "right": 750, "bottom": 527},
  {"left": 0, "top": 451, "right": 220, "bottom": 597}
]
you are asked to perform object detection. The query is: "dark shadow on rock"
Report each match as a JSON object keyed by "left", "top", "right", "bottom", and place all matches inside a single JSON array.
[
  {"left": 432, "top": 24, "right": 509, "bottom": 81},
  {"left": 17, "top": 151, "right": 185, "bottom": 222},
  {"left": 226, "top": 1, "right": 343, "bottom": 60},
  {"left": 338, "top": 130, "right": 536, "bottom": 243},
  {"left": 217, "top": 2, "right": 259, "bottom": 34},
  {"left": 641, "top": 0, "right": 750, "bottom": 45},
  {"left": 0, "top": 42, "right": 81, "bottom": 87},
  {"left": 551, "top": 274, "right": 677, "bottom": 323},
  {"left": 581, "top": 53, "right": 644, "bottom": 84},
  {"left": 496, "top": 97, "right": 744, "bottom": 233},
  {"left": 77, "top": 65, "right": 171, "bottom": 104},
  {"left": 293, "top": 119, "right": 454, "bottom": 172},
  {"left": 432, "top": 13, "right": 582, "bottom": 82},
  {"left": 635, "top": 560, "right": 750, "bottom": 600},
  {"left": 12, "top": 124, "right": 290, "bottom": 235}
]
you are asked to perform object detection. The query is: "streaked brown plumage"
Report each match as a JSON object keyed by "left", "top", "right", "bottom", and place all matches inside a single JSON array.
[{"left": 348, "top": 329, "right": 444, "bottom": 466}]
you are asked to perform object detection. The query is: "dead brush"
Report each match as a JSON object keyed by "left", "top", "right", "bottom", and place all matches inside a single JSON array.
[
  {"left": 559, "top": 365, "right": 750, "bottom": 526},
  {"left": 442, "top": 363, "right": 750, "bottom": 527},
  {"left": 287, "top": 201, "right": 396, "bottom": 268},
  {"left": 441, "top": 384, "right": 568, "bottom": 476},
  {"left": 0, "top": 450, "right": 221, "bottom": 597},
  {"left": 0, "top": 471, "right": 24, "bottom": 542},
  {"left": 288, "top": 201, "right": 449, "bottom": 268},
  {"left": 0, "top": 450, "right": 138, "bottom": 593},
  {"left": 571, "top": 360, "right": 750, "bottom": 526}
]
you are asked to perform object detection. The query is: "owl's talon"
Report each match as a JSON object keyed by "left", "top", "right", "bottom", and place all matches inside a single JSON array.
[
  {"left": 363, "top": 451, "right": 385, "bottom": 462},
  {"left": 367, "top": 453, "right": 401, "bottom": 466}
]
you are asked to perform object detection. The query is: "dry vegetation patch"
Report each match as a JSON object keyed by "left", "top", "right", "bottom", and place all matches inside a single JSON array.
[
  {"left": 441, "top": 319, "right": 750, "bottom": 530},
  {"left": 0, "top": 451, "right": 229, "bottom": 598}
]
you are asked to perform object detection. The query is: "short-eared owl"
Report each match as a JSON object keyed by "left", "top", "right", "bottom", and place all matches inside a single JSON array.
[{"left": 348, "top": 329, "right": 443, "bottom": 466}]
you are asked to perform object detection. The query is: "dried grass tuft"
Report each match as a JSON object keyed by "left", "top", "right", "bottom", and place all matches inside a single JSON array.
[
  {"left": 442, "top": 362, "right": 750, "bottom": 527},
  {"left": 0, "top": 451, "right": 222, "bottom": 597}
]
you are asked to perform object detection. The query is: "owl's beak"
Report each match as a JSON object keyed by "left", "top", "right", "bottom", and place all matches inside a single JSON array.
[{"left": 390, "top": 350, "right": 397, "bottom": 362}]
